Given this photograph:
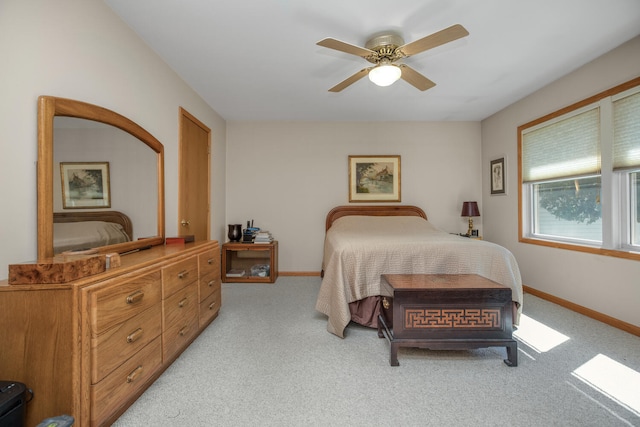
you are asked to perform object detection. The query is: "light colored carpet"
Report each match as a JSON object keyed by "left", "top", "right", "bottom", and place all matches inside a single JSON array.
[{"left": 113, "top": 277, "right": 640, "bottom": 426}]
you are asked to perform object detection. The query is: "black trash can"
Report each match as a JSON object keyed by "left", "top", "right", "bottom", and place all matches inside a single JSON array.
[{"left": 0, "top": 381, "right": 30, "bottom": 427}]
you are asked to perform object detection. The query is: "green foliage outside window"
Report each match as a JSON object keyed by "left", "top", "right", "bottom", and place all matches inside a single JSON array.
[{"left": 537, "top": 177, "right": 602, "bottom": 225}]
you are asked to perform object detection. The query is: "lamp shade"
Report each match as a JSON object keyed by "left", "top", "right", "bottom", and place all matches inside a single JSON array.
[
  {"left": 368, "top": 64, "right": 401, "bottom": 87},
  {"left": 461, "top": 201, "right": 480, "bottom": 217}
]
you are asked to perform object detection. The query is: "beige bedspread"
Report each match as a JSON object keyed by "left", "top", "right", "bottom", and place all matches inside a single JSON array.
[
  {"left": 54, "top": 220, "right": 131, "bottom": 254},
  {"left": 315, "top": 216, "right": 523, "bottom": 338}
]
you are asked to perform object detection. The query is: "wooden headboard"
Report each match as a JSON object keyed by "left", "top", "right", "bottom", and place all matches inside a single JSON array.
[
  {"left": 325, "top": 205, "right": 427, "bottom": 231},
  {"left": 53, "top": 211, "right": 133, "bottom": 240}
]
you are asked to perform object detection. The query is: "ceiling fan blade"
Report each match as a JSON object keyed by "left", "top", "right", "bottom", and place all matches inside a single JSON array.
[
  {"left": 317, "top": 38, "right": 375, "bottom": 58},
  {"left": 399, "top": 64, "right": 436, "bottom": 91},
  {"left": 328, "top": 68, "right": 372, "bottom": 92},
  {"left": 398, "top": 24, "right": 469, "bottom": 57}
]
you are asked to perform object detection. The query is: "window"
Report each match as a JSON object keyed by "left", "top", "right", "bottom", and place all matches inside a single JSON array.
[
  {"left": 630, "top": 172, "right": 640, "bottom": 246},
  {"left": 519, "top": 77, "right": 640, "bottom": 260}
]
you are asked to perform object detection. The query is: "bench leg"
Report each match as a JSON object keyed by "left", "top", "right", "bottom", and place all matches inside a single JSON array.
[
  {"left": 503, "top": 341, "right": 518, "bottom": 367},
  {"left": 390, "top": 342, "right": 400, "bottom": 366}
]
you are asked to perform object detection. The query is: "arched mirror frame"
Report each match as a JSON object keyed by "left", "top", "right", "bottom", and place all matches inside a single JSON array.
[{"left": 37, "top": 96, "right": 165, "bottom": 259}]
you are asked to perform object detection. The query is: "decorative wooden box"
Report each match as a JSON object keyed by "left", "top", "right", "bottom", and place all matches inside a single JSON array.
[{"left": 8, "top": 254, "right": 107, "bottom": 285}]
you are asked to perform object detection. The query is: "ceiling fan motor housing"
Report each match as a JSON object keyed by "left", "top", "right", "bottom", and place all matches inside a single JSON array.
[{"left": 364, "top": 32, "right": 405, "bottom": 63}]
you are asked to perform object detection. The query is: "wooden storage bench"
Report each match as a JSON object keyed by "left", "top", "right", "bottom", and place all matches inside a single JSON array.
[{"left": 377, "top": 274, "right": 517, "bottom": 367}]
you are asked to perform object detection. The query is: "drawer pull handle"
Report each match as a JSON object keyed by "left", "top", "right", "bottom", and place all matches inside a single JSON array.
[
  {"left": 179, "top": 326, "right": 188, "bottom": 336},
  {"left": 208, "top": 302, "right": 216, "bottom": 310},
  {"left": 207, "top": 258, "right": 214, "bottom": 265},
  {"left": 126, "top": 328, "right": 143, "bottom": 343},
  {"left": 126, "top": 291, "right": 144, "bottom": 305},
  {"left": 178, "top": 297, "right": 188, "bottom": 308},
  {"left": 382, "top": 297, "right": 390, "bottom": 310},
  {"left": 127, "top": 365, "right": 143, "bottom": 383},
  {"left": 177, "top": 270, "right": 189, "bottom": 279},
  {"left": 208, "top": 280, "right": 214, "bottom": 287}
]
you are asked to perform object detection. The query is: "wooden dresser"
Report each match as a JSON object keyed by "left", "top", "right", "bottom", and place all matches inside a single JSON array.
[{"left": 0, "top": 241, "right": 221, "bottom": 427}]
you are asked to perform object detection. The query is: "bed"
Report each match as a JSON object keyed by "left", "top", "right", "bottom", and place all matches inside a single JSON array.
[
  {"left": 53, "top": 211, "right": 132, "bottom": 254},
  {"left": 315, "top": 205, "right": 523, "bottom": 338}
]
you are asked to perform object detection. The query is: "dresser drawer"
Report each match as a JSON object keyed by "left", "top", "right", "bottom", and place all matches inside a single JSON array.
[
  {"left": 199, "top": 286, "right": 221, "bottom": 328},
  {"left": 91, "top": 336, "right": 162, "bottom": 425},
  {"left": 91, "top": 305, "right": 162, "bottom": 384},
  {"left": 91, "top": 271, "right": 161, "bottom": 335},
  {"left": 162, "top": 256, "right": 198, "bottom": 298},
  {"left": 198, "top": 249, "right": 219, "bottom": 278},
  {"left": 163, "top": 282, "right": 198, "bottom": 361},
  {"left": 199, "top": 270, "right": 220, "bottom": 301}
]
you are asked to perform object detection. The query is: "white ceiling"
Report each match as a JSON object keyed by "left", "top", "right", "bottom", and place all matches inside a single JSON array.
[{"left": 104, "top": 0, "right": 640, "bottom": 122}]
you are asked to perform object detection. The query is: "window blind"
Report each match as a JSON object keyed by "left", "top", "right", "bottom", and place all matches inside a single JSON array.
[
  {"left": 522, "top": 108, "right": 600, "bottom": 183},
  {"left": 613, "top": 91, "right": 640, "bottom": 170}
]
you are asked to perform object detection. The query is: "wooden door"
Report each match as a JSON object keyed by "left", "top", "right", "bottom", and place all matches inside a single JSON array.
[{"left": 178, "top": 108, "right": 210, "bottom": 241}]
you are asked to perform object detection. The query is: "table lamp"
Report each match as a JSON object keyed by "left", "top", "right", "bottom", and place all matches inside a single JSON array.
[{"left": 461, "top": 201, "right": 480, "bottom": 236}]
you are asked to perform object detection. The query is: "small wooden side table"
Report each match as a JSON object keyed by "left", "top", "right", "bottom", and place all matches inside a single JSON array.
[{"left": 221, "top": 241, "right": 278, "bottom": 283}]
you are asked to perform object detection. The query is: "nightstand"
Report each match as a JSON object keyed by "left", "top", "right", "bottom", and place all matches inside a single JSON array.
[{"left": 221, "top": 241, "right": 278, "bottom": 283}]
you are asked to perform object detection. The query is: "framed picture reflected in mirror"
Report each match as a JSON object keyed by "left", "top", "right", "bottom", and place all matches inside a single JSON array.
[{"left": 60, "top": 161, "right": 111, "bottom": 208}]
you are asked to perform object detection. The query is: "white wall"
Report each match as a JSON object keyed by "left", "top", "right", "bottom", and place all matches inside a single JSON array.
[
  {"left": 482, "top": 36, "right": 640, "bottom": 328},
  {"left": 0, "top": 0, "right": 227, "bottom": 280},
  {"left": 226, "top": 121, "right": 482, "bottom": 272}
]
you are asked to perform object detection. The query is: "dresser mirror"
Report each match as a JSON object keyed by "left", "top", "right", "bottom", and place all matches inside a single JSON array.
[{"left": 37, "top": 96, "right": 165, "bottom": 259}]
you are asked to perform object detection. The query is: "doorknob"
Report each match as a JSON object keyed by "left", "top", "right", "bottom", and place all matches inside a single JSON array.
[{"left": 181, "top": 220, "right": 190, "bottom": 227}]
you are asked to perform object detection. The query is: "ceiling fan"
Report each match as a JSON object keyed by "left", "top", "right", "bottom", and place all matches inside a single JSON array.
[{"left": 316, "top": 24, "right": 469, "bottom": 92}]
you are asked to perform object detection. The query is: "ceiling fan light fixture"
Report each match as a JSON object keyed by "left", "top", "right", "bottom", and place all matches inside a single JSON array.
[{"left": 368, "top": 64, "right": 401, "bottom": 87}]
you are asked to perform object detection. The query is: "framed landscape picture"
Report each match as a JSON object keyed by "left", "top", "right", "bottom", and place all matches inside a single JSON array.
[
  {"left": 60, "top": 162, "right": 111, "bottom": 208},
  {"left": 349, "top": 155, "right": 401, "bottom": 202}
]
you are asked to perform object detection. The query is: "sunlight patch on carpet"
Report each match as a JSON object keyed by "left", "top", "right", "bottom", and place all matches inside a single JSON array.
[
  {"left": 572, "top": 354, "right": 640, "bottom": 417},
  {"left": 513, "top": 313, "right": 570, "bottom": 352}
]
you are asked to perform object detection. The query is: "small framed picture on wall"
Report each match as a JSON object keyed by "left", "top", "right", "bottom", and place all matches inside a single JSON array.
[{"left": 490, "top": 157, "right": 506, "bottom": 195}]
